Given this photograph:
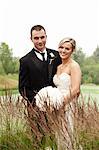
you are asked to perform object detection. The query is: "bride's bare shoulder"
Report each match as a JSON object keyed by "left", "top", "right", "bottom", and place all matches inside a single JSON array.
[
  {"left": 57, "top": 64, "right": 62, "bottom": 69},
  {"left": 71, "top": 60, "right": 81, "bottom": 76},
  {"left": 71, "top": 60, "right": 80, "bottom": 68}
]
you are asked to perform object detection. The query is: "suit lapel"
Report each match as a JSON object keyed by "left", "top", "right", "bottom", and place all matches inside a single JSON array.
[
  {"left": 30, "top": 49, "right": 45, "bottom": 75},
  {"left": 46, "top": 49, "right": 55, "bottom": 82},
  {"left": 30, "top": 48, "right": 57, "bottom": 83}
]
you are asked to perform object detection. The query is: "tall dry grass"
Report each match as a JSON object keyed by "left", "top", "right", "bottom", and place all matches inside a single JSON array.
[
  {"left": 0, "top": 93, "right": 34, "bottom": 150},
  {"left": 74, "top": 95, "right": 99, "bottom": 150},
  {"left": 0, "top": 92, "right": 99, "bottom": 150}
]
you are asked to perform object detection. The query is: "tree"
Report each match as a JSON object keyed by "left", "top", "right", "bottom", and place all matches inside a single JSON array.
[
  {"left": 0, "top": 42, "right": 15, "bottom": 74},
  {"left": 93, "top": 45, "right": 99, "bottom": 62},
  {"left": 72, "top": 47, "right": 85, "bottom": 66},
  {"left": 83, "top": 56, "right": 96, "bottom": 66},
  {"left": 12, "top": 57, "right": 19, "bottom": 73}
]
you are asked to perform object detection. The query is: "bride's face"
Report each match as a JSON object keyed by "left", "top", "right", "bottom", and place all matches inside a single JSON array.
[{"left": 58, "top": 42, "right": 73, "bottom": 60}]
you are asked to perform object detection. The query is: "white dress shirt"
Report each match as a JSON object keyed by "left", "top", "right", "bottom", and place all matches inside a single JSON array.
[{"left": 34, "top": 48, "right": 47, "bottom": 61}]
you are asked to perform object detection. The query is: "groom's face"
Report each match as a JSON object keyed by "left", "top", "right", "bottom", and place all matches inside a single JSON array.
[{"left": 31, "top": 29, "right": 47, "bottom": 52}]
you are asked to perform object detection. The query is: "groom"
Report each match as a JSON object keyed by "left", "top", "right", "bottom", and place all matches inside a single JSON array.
[{"left": 19, "top": 25, "right": 61, "bottom": 105}]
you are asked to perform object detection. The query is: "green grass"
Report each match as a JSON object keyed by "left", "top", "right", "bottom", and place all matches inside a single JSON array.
[
  {"left": 0, "top": 74, "right": 99, "bottom": 101},
  {"left": 0, "top": 89, "right": 18, "bottom": 95},
  {"left": 0, "top": 74, "right": 18, "bottom": 91},
  {"left": 7, "top": 73, "right": 18, "bottom": 80},
  {"left": 81, "top": 84, "right": 99, "bottom": 94},
  {"left": 80, "top": 84, "right": 99, "bottom": 104}
]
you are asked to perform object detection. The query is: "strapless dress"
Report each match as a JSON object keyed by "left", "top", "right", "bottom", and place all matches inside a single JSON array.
[{"left": 35, "top": 73, "right": 71, "bottom": 110}]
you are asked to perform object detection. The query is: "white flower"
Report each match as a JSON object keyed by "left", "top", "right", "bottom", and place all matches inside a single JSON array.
[
  {"left": 49, "top": 52, "right": 56, "bottom": 64},
  {"left": 50, "top": 52, "right": 55, "bottom": 58}
]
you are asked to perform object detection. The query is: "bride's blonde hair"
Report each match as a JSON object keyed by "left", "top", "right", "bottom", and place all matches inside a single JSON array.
[{"left": 58, "top": 37, "right": 76, "bottom": 51}]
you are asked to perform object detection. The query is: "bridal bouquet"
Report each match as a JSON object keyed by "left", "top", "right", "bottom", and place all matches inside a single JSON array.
[{"left": 35, "top": 86, "right": 64, "bottom": 111}]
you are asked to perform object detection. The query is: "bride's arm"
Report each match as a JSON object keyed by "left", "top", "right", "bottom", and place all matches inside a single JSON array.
[{"left": 64, "top": 62, "right": 81, "bottom": 104}]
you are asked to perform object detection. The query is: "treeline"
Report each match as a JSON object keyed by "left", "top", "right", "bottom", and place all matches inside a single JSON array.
[
  {"left": 72, "top": 46, "right": 99, "bottom": 85},
  {"left": 0, "top": 42, "right": 99, "bottom": 84},
  {"left": 0, "top": 42, "right": 19, "bottom": 74}
]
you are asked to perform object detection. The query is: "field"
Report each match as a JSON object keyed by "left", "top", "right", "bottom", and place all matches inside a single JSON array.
[
  {"left": 81, "top": 84, "right": 99, "bottom": 104},
  {"left": 0, "top": 74, "right": 18, "bottom": 95},
  {"left": 0, "top": 75, "right": 99, "bottom": 149},
  {"left": 0, "top": 74, "right": 18, "bottom": 90},
  {"left": 0, "top": 74, "right": 99, "bottom": 103}
]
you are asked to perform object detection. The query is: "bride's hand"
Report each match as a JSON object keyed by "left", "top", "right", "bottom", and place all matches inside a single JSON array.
[{"left": 63, "top": 95, "right": 70, "bottom": 106}]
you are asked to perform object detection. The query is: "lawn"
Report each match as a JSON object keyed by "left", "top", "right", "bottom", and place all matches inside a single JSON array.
[
  {"left": 81, "top": 84, "right": 99, "bottom": 94},
  {"left": 0, "top": 74, "right": 99, "bottom": 103},
  {"left": 0, "top": 74, "right": 18, "bottom": 89},
  {"left": 0, "top": 74, "right": 18, "bottom": 95},
  {"left": 81, "top": 84, "right": 99, "bottom": 104}
]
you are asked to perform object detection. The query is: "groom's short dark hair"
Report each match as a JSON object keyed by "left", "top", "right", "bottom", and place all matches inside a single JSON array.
[{"left": 30, "top": 25, "right": 46, "bottom": 38}]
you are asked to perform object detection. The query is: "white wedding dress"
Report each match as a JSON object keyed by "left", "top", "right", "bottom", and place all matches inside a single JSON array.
[
  {"left": 35, "top": 73, "right": 74, "bottom": 149},
  {"left": 35, "top": 73, "right": 71, "bottom": 110}
]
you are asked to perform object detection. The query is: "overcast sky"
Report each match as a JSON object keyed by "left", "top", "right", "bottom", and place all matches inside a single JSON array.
[{"left": 0, "top": 0, "right": 99, "bottom": 57}]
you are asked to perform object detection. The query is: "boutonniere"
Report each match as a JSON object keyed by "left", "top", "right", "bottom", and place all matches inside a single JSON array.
[{"left": 49, "top": 52, "right": 56, "bottom": 64}]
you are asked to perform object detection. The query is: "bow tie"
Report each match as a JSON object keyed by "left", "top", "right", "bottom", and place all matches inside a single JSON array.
[{"left": 34, "top": 49, "right": 45, "bottom": 61}]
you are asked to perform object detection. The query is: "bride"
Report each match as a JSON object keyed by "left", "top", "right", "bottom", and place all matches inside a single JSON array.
[
  {"left": 35, "top": 37, "right": 81, "bottom": 149},
  {"left": 35, "top": 37, "right": 81, "bottom": 110}
]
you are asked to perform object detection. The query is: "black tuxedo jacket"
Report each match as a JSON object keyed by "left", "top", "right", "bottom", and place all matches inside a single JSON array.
[{"left": 19, "top": 48, "right": 61, "bottom": 102}]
